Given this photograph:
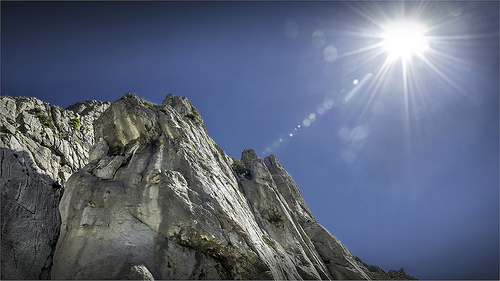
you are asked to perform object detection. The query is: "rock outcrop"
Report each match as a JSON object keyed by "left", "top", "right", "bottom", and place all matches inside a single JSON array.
[
  {"left": 241, "top": 152, "right": 369, "bottom": 280},
  {"left": 0, "top": 96, "right": 109, "bottom": 279},
  {"left": 50, "top": 93, "right": 369, "bottom": 280},
  {"left": 1, "top": 93, "right": 416, "bottom": 280},
  {"left": 355, "top": 257, "right": 417, "bottom": 280}
]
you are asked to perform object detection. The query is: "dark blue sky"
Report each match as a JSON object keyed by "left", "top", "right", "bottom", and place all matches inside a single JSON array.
[{"left": 2, "top": 1, "right": 499, "bottom": 279}]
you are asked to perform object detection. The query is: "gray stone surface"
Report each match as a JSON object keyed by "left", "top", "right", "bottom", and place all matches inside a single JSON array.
[
  {"left": 126, "top": 265, "right": 155, "bottom": 280},
  {"left": 52, "top": 93, "right": 369, "bottom": 280},
  {"left": 0, "top": 96, "right": 109, "bottom": 279},
  {"left": 2, "top": 93, "right": 400, "bottom": 280},
  {"left": 263, "top": 154, "right": 369, "bottom": 280},
  {"left": 354, "top": 256, "right": 418, "bottom": 280}
]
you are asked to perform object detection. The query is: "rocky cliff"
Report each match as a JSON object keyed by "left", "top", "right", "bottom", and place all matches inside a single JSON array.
[
  {"left": 1, "top": 93, "right": 415, "bottom": 280},
  {"left": 0, "top": 96, "right": 110, "bottom": 279}
]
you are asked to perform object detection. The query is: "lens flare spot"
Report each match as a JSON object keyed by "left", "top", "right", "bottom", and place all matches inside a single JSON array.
[
  {"left": 338, "top": 127, "right": 350, "bottom": 142},
  {"left": 353, "top": 79, "right": 359, "bottom": 85},
  {"left": 309, "top": 113, "right": 316, "bottom": 120},
  {"left": 284, "top": 20, "right": 299, "bottom": 39},
  {"left": 341, "top": 150, "right": 357, "bottom": 164},
  {"left": 323, "top": 100, "right": 334, "bottom": 110},
  {"left": 343, "top": 73, "right": 373, "bottom": 104},
  {"left": 351, "top": 125, "right": 369, "bottom": 141},
  {"left": 289, "top": 133, "right": 294, "bottom": 137},
  {"left": 312, "top": 31, "right": 326, "bottom": 48},
  {"left": 324, "top": 46, "right": 338, "bottom": 62},
  {"left": 317, "top": 107, "right": 325, "bottom": 115},
  {"left": 303, "top": 119, "right": 312, "bottom": 127},
  {"left": 265, "top": 147, "right": 271, "bottom": 153},
  {"left": 448, "top": 5, "right": 464, "bottom": 17}
]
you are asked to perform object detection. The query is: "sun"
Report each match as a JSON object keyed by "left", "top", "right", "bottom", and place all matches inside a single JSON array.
[{"left": 381, "top": 20, "right": 430, "bottom": 61}]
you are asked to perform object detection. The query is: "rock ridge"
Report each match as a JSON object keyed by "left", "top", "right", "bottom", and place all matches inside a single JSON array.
[
  {"left": 51, "top": 93, "right": 370, "bottom": 280},
  {"left": 354, "top": 257, "right": 417, "bottom": 280},
  {"left": 1, "top": 93, "right": 417, "bottom": 280}
]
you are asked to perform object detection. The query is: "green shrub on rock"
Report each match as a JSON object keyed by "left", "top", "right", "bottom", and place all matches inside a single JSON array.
[
  {"left": 184, "top": 113, "right": 198, "bottom": 122},
  {"left": 231, "top": 157, "right": 246, "bottom": 174},
  {"left": 34, "top": 107, "right": 53, "bottom": 129},
  {"left": 70, "top": 117, "right": 81, "bottom": 132}
]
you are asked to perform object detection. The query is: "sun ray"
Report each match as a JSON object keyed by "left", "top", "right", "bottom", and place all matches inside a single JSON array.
[
  {"left": 355, "top": 56, "right": 396, "bottom": 123},
  {"left": 406, "top": 61, "right": 424, "bottom": 141},
  {"left": 411, "top": 1, "right": 430, "bottom": 20},
  {"left": 337, "top": 42, "right": 385, "bottom": 59},
  {"left": 417, "top": 54, "right": 469, "bottom": 97},
  {"left": 427, "top": 48, "right": 471, "bottom": 65},
  {"left": 423, "top": 12, "right": 474, "bottom": 33},
  {"left": 346, "top": 2, "right": 390, "bottom": 29},
  {"left": 401, "top": 59, "right": 412, "bottom": 157},
  {"left": 343, "top": 73, "right": 373, "bottom": 104},
  {"left": 429, "top": 33, "right": 499, "bottom": 41}
]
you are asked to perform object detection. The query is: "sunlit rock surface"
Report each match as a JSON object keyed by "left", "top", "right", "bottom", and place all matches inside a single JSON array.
[
  {"left": 51, "top": 93, "right": 369, "bottom": 280},
  {"left": 0, "top": 96, "right": 109, "bottom": 279},
  {"left": 2, "top": 93, "right": 413, "bottom": 280}
]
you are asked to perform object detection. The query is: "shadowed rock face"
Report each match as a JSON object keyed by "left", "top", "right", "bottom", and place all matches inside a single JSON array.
[
  {"left": 50, "top": 93, "right": 369, "bottom": 280},
  {"left": 1, "top": 147, "right": 63, "bottom": 280},
  {"left": 0, "top": 96, "right": 109, "bottom": 279}
]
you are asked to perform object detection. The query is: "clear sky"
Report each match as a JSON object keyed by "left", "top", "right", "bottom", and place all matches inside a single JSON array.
[{"left": 2, "top": 1, "right": 499, "bottom": 279}]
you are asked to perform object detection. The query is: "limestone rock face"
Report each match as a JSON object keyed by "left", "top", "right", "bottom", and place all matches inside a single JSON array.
[
  {"left": 51, "top": 93, "right": 369, "bottom": 280},
  {"left": 0, "top": 96, "right": 109, "bottom": 279},
  {"left": 262, "top": 154, "right": 369, "bottom": 280},
  {"left": 354, "top": 257, "right": 417, "bottom": 280}
]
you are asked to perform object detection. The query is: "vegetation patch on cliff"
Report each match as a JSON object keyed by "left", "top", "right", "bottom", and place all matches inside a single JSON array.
[
  {"left": 70, "top": 117, "right": 81, "bottom": 132},
  {"left": 33, "top": 107, "right": 53, "bottom": 129},
  {"left": 262, "top": 237, "right": 284, "bottom": 258},
  {"left": 231, "top": 157, "right": 246, "bottom": 174}
]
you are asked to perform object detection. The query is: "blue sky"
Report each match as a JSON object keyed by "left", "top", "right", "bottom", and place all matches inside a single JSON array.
[{"left": 2, "top": 1, "right": 499, "bottom": 279}]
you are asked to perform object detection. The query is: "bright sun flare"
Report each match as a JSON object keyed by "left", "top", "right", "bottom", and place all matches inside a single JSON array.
[{"left": 381, "top": 21, "right": 429, "bottom": 61}]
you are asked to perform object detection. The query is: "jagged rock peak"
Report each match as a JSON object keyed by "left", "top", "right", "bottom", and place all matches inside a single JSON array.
[
  {"left": 93, "top": 93, "right": 204, "bottom": 156},
  {"left": 162, "top": 93, "right": 201, "bottom": 120},
  {"left": 355, "top": 256, "right": 418, "bottom": 280},
  {"left": 65, "top": 99, "right": 111, "bottom": 117},
  {"left": 238, "top": 149, "right": 368, "bottom": 280}
]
